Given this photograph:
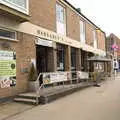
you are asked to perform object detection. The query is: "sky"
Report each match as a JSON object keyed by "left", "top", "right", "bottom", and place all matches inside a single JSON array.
[{"left": 68, "top": 0, "right": 120, "bottom": 38}]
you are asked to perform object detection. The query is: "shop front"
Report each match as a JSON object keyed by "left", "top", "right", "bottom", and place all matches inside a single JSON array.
[
  {"left": 35, "top": 38, "right": 56, "bottom": 73},
  {"left": 0, "top": 21, "right": 107, "bottom": 99}
]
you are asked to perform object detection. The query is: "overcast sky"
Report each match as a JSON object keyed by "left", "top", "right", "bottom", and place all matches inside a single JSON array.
[{"left": 68, "top": 0, "right": 120, "bottom": 38}]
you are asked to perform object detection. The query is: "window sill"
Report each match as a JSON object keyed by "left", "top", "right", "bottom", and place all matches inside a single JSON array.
[{"left": 0, "top": 37, "right": 19, "bottom": 42}]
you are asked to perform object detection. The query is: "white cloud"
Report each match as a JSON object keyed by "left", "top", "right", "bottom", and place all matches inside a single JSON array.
[{"left": 68, "top": 0, "right": 120, "bottom": 38}]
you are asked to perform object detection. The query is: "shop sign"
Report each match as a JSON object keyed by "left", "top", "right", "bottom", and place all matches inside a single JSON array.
[
  {"left": 36, "top": 38, "right": 53, "bottom": 47},
  {"left": 37, "top": 30, "right": 64, "bottom": 43},
  {"left": 0, "top": 51, "right": 16, "bottom": 88},
  {"left": 36, "top": 29, "right": 80, "bottom": 48}
]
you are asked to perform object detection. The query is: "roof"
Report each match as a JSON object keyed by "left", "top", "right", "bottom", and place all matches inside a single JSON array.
[
  {"left": 109, "top": 33, "right": 120, "bottom": 40},
  {"left": 63, "top": 0, "right": 105, "bottom": 34},
  {"left": 88, "top": 56, "right": 111, "bottom": 62}
]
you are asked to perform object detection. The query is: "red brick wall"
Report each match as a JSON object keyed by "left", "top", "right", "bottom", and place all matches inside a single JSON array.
[
  {"left": 29, "top": 0, "right": 56, "bottom": 32},
  {"left": 85, "top": 22, "right": 94, "bottom": 46},
  {"left": 29, "top": 0, "right": 106, "bottom": 52},
  {"left": 66, "top": 7, "right": 80, "bottom": 41},
  {"left": 0, "top": 32, "right": 36, "bottom": 98},
  {"left": 97, "top": 31, "right": 106, "bottom": 51}
]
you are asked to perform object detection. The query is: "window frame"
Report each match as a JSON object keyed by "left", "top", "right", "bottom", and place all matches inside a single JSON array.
[
  {"left": 0, "top": 27, "right": 17, "bottom": 40},
  {"left": 0, "top": 0, "right": 29, "bottom": 14},
  {"left": 56, "top": 2, "right": 66, "bottom": 35}
]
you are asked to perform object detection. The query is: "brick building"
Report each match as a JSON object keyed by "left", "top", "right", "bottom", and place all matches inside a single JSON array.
[
  {"left": 107, "top": 33, "right": 120, "bottom": 57},
  {"left": 0, "top": 0, "right": 106, "bottom": 99},
  {"left": 106, "top": 33, "right": 120, "bottom": 69}
]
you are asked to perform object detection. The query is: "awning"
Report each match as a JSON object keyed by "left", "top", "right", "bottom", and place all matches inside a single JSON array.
[
  {"left": 82, "top": 44, "right": 94, "bottom": 53},
  {"left": 88, "top": 56, "right": 111, "bottom": 62},
  {"left": 81, "top": 44, "right": 106, "bottom": 56}
]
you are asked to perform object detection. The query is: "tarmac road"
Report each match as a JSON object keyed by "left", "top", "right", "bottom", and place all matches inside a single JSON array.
[{"left": 4, "top": 75, "right": 120, "bottom": 120}]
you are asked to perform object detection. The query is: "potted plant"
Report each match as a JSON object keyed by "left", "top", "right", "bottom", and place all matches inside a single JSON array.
[{"left": 28, "top": 63, "right": 39, "bottom": 92}]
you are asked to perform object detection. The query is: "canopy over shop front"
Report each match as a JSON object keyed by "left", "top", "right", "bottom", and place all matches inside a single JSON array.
[
  {"left": 88, "top": 56, "right": 111, "bottom": 62},
  {"left": 81, "top": 44, "right": 106, "bottom": 56}
]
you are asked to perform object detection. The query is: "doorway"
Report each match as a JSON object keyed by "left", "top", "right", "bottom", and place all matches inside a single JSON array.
[{"left": 36, "top": 45, "right": 48, "bottom": 73}]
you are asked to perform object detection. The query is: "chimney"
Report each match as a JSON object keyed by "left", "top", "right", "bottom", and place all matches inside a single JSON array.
[{"left": 76, "top": 8, "right": 81, "bottom": 13}]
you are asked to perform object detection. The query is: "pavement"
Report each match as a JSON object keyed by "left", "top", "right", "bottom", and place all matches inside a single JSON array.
[
  {"left": 0, "top": 102, "right": 35, "bottom": 120},
  {"left": 0, "top": 74, "right": 120, "bottom": 120}
]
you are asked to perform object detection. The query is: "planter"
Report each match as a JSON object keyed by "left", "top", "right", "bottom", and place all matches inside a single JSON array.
[{"left": 28, "top": 80, "right": 39, "bottom": 92}]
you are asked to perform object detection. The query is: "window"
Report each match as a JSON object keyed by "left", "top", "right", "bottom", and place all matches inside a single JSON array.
[
  {"left": 81, "top": 50, "right": 85, "bottom": 71},
  {"left": 5, "top": 0, "right": 27, "bottom": 8},
  {"left": 0, "top": 29, "right": 16, "bottom": 39},
  {"left": 0, "top": 0, "right": 29, "bottom": 14},
  {"left": 57, "top": 44, "right": 65, "bottom": 71},
  {"left": 56, "top": 3, "right": 66, "bottom": 35},
  {"left": 80, "top": 21, "right": 85, "bottom": 43},
  {"left": 81, "top": 50, "right": 88, "bottom": 72},
  {"left": 71, "top": 47, "right": 76, "bottom": 71},
  {"left": 93, "top": 30, "right": 97, "bottom": 48}
]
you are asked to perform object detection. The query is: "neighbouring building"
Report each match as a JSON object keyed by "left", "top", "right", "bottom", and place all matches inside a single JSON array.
[
  {"left": 106, "top": 33, "right": 120, "bottom": 69},
  {"left": 0, "top": 0, "right": 106, "bottom": 99}
]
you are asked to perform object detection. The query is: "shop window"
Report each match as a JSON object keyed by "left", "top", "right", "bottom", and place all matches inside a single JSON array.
[
  {"left": 71, "top": 47, "right": 76, "bottom": 71},
  {"left": 56, "top": 3, "right": 66, "bottom": 35},
  {"left": 0, "top": 29, "right": 16, "bottom": 40},
  {"left": 57, "top": 44, "right": 65, "bottom": 71},
  {"left": 81, "top": 50, "right": 87, "bottom": 71}
]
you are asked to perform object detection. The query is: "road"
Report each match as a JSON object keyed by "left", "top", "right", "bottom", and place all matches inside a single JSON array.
[{"left": 6, "top": 76, "right": 120, "bottom": 120}]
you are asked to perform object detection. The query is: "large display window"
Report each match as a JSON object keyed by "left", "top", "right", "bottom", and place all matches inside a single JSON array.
[
  {"left": 57, "top": 44, "right": 65, "bottom": 71},
  {"left": 71, "top": 47, "right": 76, "bottom": 71}
]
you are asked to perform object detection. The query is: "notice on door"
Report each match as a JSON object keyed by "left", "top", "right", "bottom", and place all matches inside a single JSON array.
[{"left": 0, "top": 51, "right": 16, "bottom": 88}]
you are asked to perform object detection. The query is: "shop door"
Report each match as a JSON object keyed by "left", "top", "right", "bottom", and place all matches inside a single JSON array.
[{"left": 36, "top": 45, "right": 47, "bottom": 73}]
